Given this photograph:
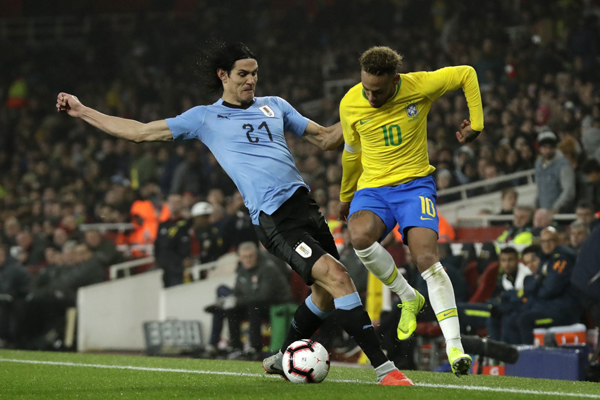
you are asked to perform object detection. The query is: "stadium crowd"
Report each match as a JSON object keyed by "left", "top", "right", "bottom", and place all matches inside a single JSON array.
[{"left": 1, "top": 0, "right": 600, "bottom": 357}]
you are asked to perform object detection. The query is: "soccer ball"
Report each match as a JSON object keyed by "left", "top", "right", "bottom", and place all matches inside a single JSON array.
[{"left": 282, "top": 339, "right": 330, "bottom": 383}]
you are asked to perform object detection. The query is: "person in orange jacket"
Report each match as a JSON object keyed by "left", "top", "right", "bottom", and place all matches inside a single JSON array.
[{"left": 129, "top": 181, "right": 169, "bottom": 256}]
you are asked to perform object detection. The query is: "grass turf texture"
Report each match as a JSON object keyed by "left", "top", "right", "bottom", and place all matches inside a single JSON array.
[{"left": 1, "top": 350, "right": 598, "bottom": 400}]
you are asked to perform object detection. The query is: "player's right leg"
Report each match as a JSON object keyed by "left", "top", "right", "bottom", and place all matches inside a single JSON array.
[
  {"left": 310, "top": 254, "right": 412, "bottom": 385},
  {"left": 347, "top": 190, "right": 423, "bottom": 340}
]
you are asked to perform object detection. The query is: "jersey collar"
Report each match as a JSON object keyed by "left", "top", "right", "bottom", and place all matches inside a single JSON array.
[
  {"left": 361, "top": 79, "right": 402, "bottom": 104},
  {"left": 220, "top": 98, "right": 256, "bottom": 109}
]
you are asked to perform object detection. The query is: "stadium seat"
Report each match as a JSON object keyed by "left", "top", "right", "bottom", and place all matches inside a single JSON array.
[
  {"left": 469, "top": 261, "right": 499, "bottom": 303},
  {"left": 456, "top": 227, "right": 506, "bottom": 242},
  {"left": 462, "top": 260, "right": 480, "bottom": 298}
]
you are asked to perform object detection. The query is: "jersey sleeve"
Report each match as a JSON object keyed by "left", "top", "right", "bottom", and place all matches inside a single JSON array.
[
  {"left": 165, "top": 106, "right": 206, "bottom": 141},
  {"left": 339, "top": 97, "right": 363, "bottom": 202},
  {"left": 340, "top": 98, "right": 360, "bottom": 146},
  {"left": 273, "top": 97, "right": 310, "bottom": 138},
  {"left": 415, "top": 66, "right": 484, "bottom": 131}
]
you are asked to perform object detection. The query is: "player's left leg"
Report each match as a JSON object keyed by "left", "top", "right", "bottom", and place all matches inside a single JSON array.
[
  {"left": 347, "top": 188, "right": 421, "bottom": 340},
  {"left": 407, "top": 226, "right": 471, "bottom": 375}
]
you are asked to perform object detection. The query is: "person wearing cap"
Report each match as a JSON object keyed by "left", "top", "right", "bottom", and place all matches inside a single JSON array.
[
  {"left": 155, "top": 194, "right": 191, "bottom": 287},
  {"left": 535, "top": 131, "right": 576, "bottom": 213},
  {"left": 189, "top": 201, "right": 225, "bottom": 265}
]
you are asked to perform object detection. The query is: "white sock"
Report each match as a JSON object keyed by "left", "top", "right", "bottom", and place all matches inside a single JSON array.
[
  {"left": 355, "top": 242, "right": 416, "bottom": 301},
  {"left": 421, "top": 262, "right": 463, "bottom": 356},
  {"left": 375, "top": 360, "right": 397, "bottom": 382}
]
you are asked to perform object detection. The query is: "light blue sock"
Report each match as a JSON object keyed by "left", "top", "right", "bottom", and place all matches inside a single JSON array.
[
  {"left": 305, "top": 294, "right": 332, "bottom": 320},
  {"left": 334, "top": 292, "right": 362, "bottom": 310}
]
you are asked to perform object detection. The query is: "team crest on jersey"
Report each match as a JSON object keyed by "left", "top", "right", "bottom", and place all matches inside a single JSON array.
[
  {"left": 259, "top": 105, "right": 275, "bottom": 117},
  {"left": 295, "top": 242, "right": 313, "bottom": 258},
  {"left": 406, "top": 103, "right": 418, "bottom": 117}
]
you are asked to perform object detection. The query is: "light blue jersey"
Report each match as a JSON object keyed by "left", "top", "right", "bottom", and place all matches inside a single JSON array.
[{"left": 166, "top": 96, "right": 310, "bottom": 224}]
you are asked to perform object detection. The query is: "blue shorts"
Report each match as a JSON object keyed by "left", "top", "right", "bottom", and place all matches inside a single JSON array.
[{"left": 349, "top": 175, "right": 439, "bottom": 245}]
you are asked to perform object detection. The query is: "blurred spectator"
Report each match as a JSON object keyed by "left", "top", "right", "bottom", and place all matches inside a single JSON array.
[
  {"left": 129, "top": 181, "right": 169, "bottom": 251},
  {"left": 171, "top": 150, "right": 208, "bottom": 197},
  {"left": 222, "top": 192, "right": 258, "bottom": 251},
  {"left": 212, "top": 242, "right": 292, "bottom": 359},
  {"left": 189, "top": 202, "right": 225, "bottom": 265},
  {"left": 436, "top": 169, "right": 460, "bottom": 203},
  {"left": 535, "top": 131, "right": 575, "bottom": 213},
  {"left": 1, "top": 217, "right": 21, "bottom": 247},
  {"left": 569, "top": 221, "right": 590, "bottom": 253},
  {"left": 14, "top": 231, "right": 45, "bottom": 269},
  {"left": 532, "top": 208, "right": 555, "bottom": 237},
  {"left": 339, "top": 225, "right": 368, "bottom": 295},
  {"left": 571, "top": 225, "right": 600, "bottom": 331},
  {"left": 159, "top": 145, "right": 186, "bottom": 195},
  {"left": 155, "top": 194, "right": 190, "bottom": 288},
  {"left": 491, "top": 187, "right": 519, "bottom": 226},
  {"left": 52, "top": 227, "right": 69, "bottom": 251},
  {"left": 581, "top": 120, "right": 600, "bottom": 160},
  {"left": 575, "top": 200, "right": 599, "bottom": 231},
  {"left": 83, "top": 230, "right": 123, "bottom": 266},
  {"left": 496, "top": 206, "right": 534, "bottom": 245},
  {"left": 504, "top": 228, "right": 580, "bottom": 344},
  {"left": 14, "top": 243, "right": 106, "bottom": 349},
  {"left": 499, "top": 187, "right": 518, "bottom": 215},
  {"left": 0, "top": 244, "right": 30, "bottom": 345},
  {"left": 581, "top": 159, "right": 600, "bottom": 211},
  {"left": 458, "top": 246, "right": 532, "bottom": 340}
]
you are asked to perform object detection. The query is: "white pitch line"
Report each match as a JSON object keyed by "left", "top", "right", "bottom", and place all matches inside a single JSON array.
[{"left": 1, "top": 358, "right": 598, "bottom": 399}]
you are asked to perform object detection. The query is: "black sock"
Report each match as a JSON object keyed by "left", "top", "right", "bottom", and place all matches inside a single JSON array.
[
  {"left": 337, "top": 306, "right": 388, "bottom": 368},
  {"left": 279, "top": 302, "right": 324, "bottom": 353}
]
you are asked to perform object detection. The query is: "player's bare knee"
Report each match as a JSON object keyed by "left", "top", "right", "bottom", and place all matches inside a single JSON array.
[
  {"left": 415, "top": 253, "right": 438, "bottom": 272},
  {"left": 325, "top": 262, "right": 353, "bottom": 293},
  {"left": 348, "top": 226, "right": 375, "bottom": 251}
]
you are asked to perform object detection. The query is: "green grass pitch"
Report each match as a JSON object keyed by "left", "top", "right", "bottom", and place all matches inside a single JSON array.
[{"left": 0, "top": 350, "right": 598, "bottom": 399}]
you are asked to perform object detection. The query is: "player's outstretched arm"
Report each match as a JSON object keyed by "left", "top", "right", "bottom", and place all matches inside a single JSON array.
[
  {"left": 301, "top": 121, "right": 343, "bottom": 151},
  {"left": 56, "top": 92, "right": 173, "bottom": 143}
]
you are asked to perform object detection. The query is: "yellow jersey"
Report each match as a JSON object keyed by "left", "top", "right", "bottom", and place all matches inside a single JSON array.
[{"left": 339, "top": 66, "right": 484, "bottom": 202}]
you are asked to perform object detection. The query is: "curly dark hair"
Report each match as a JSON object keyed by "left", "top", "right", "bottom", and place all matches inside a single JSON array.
[
  {"left": 359, "top": 46, "right": 403, "bottom": 76},
  {"left": 195, "top": 39, "right": 257, "bottom": 93}
]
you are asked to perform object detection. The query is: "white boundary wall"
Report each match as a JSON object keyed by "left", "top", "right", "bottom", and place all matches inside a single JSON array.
[
  {"left": 77, "top": 269, "right": 164, "bottom": 352},
  {"left": 77, "top": 256, "right": 238, "bottom": 352},
  {"left": 162, "top": 274, "right": 236, "bottom": 344}
]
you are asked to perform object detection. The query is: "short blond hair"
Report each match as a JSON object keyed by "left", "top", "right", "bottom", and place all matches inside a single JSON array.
[{"left": 359, "top": 46, "right": 403, "bottom": 76}]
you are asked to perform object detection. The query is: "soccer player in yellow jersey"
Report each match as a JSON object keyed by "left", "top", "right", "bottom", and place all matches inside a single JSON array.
[{"left": 338, "top": 47, "right": 483, "bottom": 376}]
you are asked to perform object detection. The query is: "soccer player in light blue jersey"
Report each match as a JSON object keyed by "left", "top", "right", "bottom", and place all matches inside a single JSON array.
[{"left": 55, "top": 41, "right": 411, "bottom": 385}]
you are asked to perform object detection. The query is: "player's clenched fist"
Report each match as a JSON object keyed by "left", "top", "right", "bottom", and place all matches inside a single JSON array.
[
  {"left": 455, "top": 119, "right": 480, "bottom": 144},
  {"left": 56, "top": 93, "right": 84, "bottom": 117}
]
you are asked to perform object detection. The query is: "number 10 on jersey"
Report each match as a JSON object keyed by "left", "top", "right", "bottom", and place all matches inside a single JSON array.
[
  {"left": 420, "top": 196, "right": 436, "bottom": 217},
  {"left": 382, "top": 124, "right": 402, "bottom": 146}
]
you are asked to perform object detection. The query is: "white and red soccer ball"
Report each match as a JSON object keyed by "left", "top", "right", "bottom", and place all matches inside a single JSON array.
[{"left": 282, "top": 339, "right": 330, "bottom": 383}]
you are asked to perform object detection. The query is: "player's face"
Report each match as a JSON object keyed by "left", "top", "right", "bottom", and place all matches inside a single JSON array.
[
  {"left": 221, "top": 58, "right": 258, "bottom": 106},
  {"left": 361, "top": 72, "right": 399, "bottom": 108}
]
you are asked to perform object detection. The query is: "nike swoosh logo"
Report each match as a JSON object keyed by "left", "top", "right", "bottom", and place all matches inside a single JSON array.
[
  {"left": 420, "top": 216, "right": 433, "bottom": 220},
  {"left": 359, "top": 119, "right": 373, "bottom": 125},
  {"left": 442, "top": 313, "right": 452, "bottom": 317}
]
